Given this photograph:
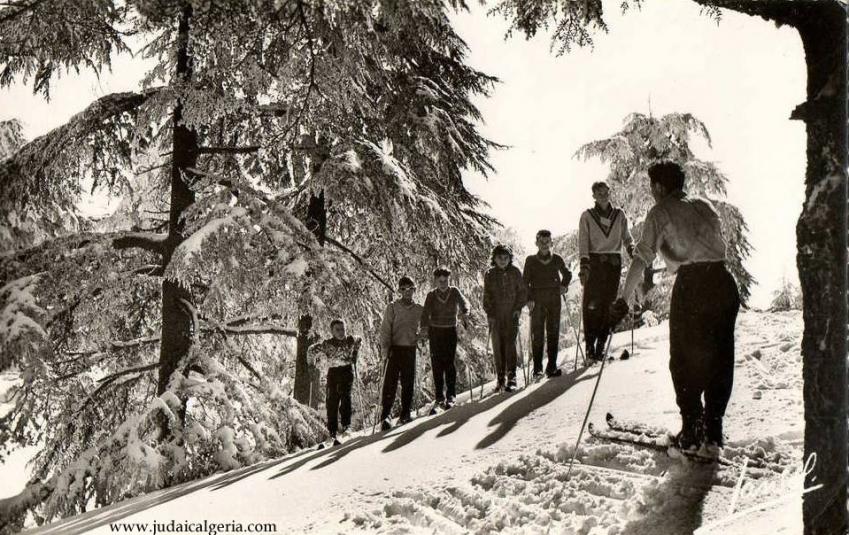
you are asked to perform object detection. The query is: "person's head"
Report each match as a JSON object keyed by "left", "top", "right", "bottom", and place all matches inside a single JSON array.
[
  {"left": 591, "top": 181, "right": 611, "bottom": 207},
  {"left": 535, "top": 230, "right": 553, "bottom": 254},
  {"left": 329, "top": 319, "right": 346, "bottom": 340},
  {"left": 398, "top": 276, "right": 416, "bottom": 301},
  {"left": 490, "top": 244, "right": 513, "bottom": 268},
  {"left": 647, "top": 161, "right": 686, "bottom": 201},
  {"left": 433, "top": 267, "right": 451, "bottom": 290}
]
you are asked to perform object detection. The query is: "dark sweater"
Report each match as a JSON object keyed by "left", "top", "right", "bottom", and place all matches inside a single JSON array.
[
  {"left": 421, "top": 287, "right": 469, "bottom": 330},
  {"left": 523, "top": 253, "right": 572, "bottom": 292},
  {"left": 483, "top": 264, "right": 528, "bottom": 317}
]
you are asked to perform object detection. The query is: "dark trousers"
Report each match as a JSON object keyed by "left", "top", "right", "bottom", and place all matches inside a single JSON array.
[
  {"left": 490, "top": 312, "right": 519, "bottom": 385},
  {"left": 380, "top": 346, "right": 416, "bottom": 420},
  {"left": 669, "top": 262, "right": 740, "bottom": 425},
  {"left": 583, "top": 255, "right": 621, "bottom": 356},
  {"left": 429, "top": 327, "right": 458, "bottom": 402},
  {"left": 326, "top": 365, "right": 353, "bottom": 436},
  {"left": 530, "top": 290, "right": 561, "bottom": 373}
]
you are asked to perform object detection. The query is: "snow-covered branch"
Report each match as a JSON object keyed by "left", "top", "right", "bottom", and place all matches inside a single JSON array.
[
  {"left": 112, "top": 232, "right": 168, "bottom": 255},
  {"left": 325, "top": 235, "right": 393, "bottom": 292},
  {"left": 0, "top": 88, "right": 162, "bottom": 211},
  {"left": 0, "top": 476, "right": 56, "bottom": 534},
  {"left": 96, "top": 362, "right": 160, "bottom": 384},
  {"left": 198, "top": 146, "right": 261, "bottom": 155},
  {"left": 216, "top": 324, "right": 298, "bottom": 336}
]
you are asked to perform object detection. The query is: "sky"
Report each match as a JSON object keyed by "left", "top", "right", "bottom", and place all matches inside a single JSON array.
[{"left": 0, "top": 0, "right": 806, "bottom": 308}]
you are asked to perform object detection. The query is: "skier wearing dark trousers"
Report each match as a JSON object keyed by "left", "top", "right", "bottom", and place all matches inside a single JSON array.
[
  {"left": 578, "top": 181, "right": 634, "bottom": 362},
  {"left": 523, "top": 230, "right": 572, "bottom": 378},
  {"left": 483, "top": 245, "right": 528, "bottom": 392},
  {"left": 379, "top": 276, "right": 424, "bottom": 431},
  {"left": 612, "top": 161, "right": 740, "bottom": 454},
  {"left": 307, "top": 319, "right": 362, "bottom": 445},
  {"left": 421, "top": 267, "right": 470, "bottom": 409}
]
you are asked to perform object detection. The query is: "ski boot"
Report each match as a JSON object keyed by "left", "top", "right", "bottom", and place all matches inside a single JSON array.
[
  {"left": 444, "top": 398, "right": 456, "bottom": 410},
  {"left": 398, "top": 412, "right": 414, "bottom": 425},
  {"left": 532, "top": 370, "right": 545, "bottom": 382},
  {"left": 505, "top": 381, "right": 517, "bottom": 393},
  {"left": 703, "top": 417, "right": 724, "bottom": 456},
  {"left": 546, "top": 368, "right": 562, "bottom": 378},
  {"left": 380, "top": 418, "right": 393, "bottom": 432},
  {"left": 674, "top": 415, "right": 705, "bottom": 452},
  {"left": 620, "top": 349, "right": 630, "bottom": 360}
]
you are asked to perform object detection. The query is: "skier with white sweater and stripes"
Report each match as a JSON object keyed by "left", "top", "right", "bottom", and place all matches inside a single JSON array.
[{"left": 578, "top": 181, "right": 634, "bottom": 361}]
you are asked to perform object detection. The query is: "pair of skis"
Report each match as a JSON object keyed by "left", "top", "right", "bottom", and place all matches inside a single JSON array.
[{"left": 589, "top": 413, "right": 765, "bottom": 468}]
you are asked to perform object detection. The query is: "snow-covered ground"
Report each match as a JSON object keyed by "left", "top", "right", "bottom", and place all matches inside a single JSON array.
[{"left": 19, "top": 310, "right": 804, "bottom": 534}]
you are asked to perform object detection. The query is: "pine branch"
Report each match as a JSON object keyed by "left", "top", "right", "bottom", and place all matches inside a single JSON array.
[
  {"left": 0, "top": 0, "right": 45, "bottom": 24},
  {"left": 324, "top": 235, "right": 394, "bottom": 292},
  {"left": 96, "top": 362, "right": 160, "bottom": 384},
  {"left": 0, "top": 88, "right": 162, "bottom": 210},
  {"left": 690, "top": 0, "right": 820, "bottom": 27}
]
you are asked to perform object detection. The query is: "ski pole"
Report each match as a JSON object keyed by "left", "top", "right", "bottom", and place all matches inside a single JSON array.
[
  {"left": 466, "top": 358, "right": 475, "bottom": 402},
  {"left": 524, "top": 318, "right": 531, "bottom": 384},
  {"left": 562, "top": 295, "right": 585, "bottom": 368},
  {"left": 353, "top": 364, "right": 368, "bottom": 431},
  {"left": 517, "top": 322, "right": 527, "bottom": 386},
  {"left": 486, "top": 319, "right": 495, "bottom": 394},
  {"left": 414, "top": 344, "right": 423, "bottom": 415},
  {"left": 573, "top": 311, "right": 583, "bottom": 371},
  {"left": 371, "top": 354, "right": 391, "bottom": 435},
  {"left": 565, "top": 330, "right": 615, "bottom": 480},
  {"left": 630, "top": 290, "right": 637, "bottom": 359}
]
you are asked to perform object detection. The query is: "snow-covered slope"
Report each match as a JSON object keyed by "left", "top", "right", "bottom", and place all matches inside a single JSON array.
[{"left": 24, "top": 311, "right": 804, "bottom": 534}]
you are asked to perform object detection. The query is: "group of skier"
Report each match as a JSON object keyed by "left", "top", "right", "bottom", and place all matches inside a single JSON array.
[{"left": 308, "top": 161, "right": 740, "bottom": 455}]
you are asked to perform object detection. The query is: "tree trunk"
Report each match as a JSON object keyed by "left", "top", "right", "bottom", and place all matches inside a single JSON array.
[
  {"left": 157, "top": 3, "right": 198, "bottom": 430},
  {"left": 293, "top": 314, "right": 313, "bottom": 404},
  {"left": 689, "top": 4, "right": 847, "bottom": 531},
  {"left": 793, "top": 7, "right": 848, "bottom": 534},
  {"left": 293, "top": 136, "right": 331, "bottom": 404}
]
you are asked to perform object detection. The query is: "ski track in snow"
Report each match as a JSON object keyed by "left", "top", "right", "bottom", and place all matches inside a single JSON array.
[{"left": 21, "top": 311, "right": 804, "bottom": 535}]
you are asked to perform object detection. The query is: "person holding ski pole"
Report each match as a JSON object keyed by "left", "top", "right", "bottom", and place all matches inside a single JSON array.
[
  {"left": 523, "top": 230, "right": 572, "bottom": 379},
  {"left": 611, "top": 161, "right": 740, "bottom": 454},
  {"left": 378, "top": 276, "right": 425, "bottom": 431},
  {"left": 307, "top": 319, "right": 362, "bottom": 445},
  {"left": 420, "top": 267, "right": 470, "bottom": 411},
  {"left": 578, "top": 181, "right": 634, "bottom": 362},
  {"left": 483, "top": 244, "right": 528, "bottom": 392}
]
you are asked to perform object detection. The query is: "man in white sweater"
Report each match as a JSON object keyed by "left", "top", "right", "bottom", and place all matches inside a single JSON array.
[
  {"left": 578, "top": 181, "right": 634, "bottom": 361},
  {"left": 378, "top": 276, "right": 424, "bottom": 430}
]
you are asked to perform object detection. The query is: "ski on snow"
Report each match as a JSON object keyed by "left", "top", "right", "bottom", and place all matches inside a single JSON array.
[
  {"left": 588, "top": 415, "right": 733, "bottom": 466},
  {"left": 599, "top": 412, "right": 776, "bottom": 470}
]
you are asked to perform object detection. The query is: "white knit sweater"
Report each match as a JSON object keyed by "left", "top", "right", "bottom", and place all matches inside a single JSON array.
[{"left": 578, "top": 205, "right": 634, "bottom": 258}]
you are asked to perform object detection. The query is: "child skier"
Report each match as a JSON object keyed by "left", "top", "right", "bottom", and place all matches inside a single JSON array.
[
  {"left": 578, "top": 181, "right": 634, "bottom": 361},
  {"left": 421, "top": 267, "right": 470, "bottom": 411},
  {"left": 307, "top": 319, "right": 362, "bottom": 446},
  {"left": 379, "top": 276, "right": 425, "bottom": 431},
  {"left": 483, "top": 245, "right": 528, "bottom": 392},
  {"left": 612, "top": 162, "right": 740, "bottom": 454},
  {"left": 523, "top": 230, "right": 572, "bottom": 378}
]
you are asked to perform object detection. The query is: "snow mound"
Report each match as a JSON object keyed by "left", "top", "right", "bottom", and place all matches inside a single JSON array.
[{"left": 344, "top": 431, "right": 802, "bottom": 535}]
